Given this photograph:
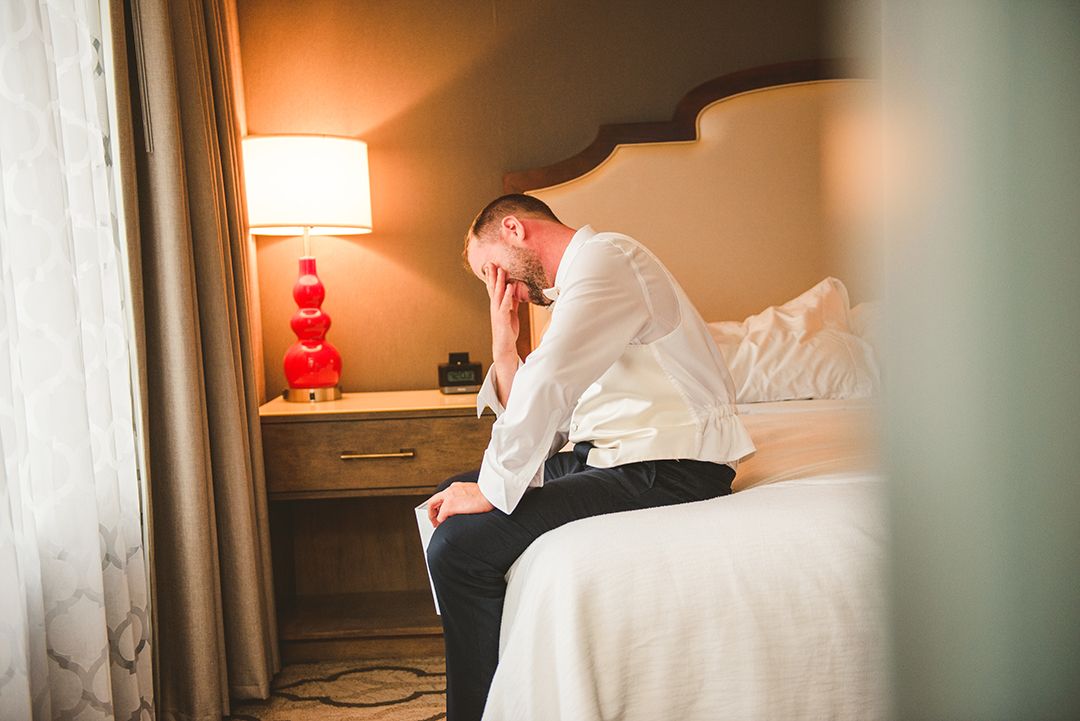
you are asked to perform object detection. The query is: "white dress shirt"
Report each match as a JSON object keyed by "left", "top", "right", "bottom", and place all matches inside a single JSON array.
[{"left": 476, "top": 226, "right": 756, "bottom": 513}]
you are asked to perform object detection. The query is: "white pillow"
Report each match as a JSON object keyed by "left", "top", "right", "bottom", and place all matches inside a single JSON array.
[
  {"left": 850, "top": 300, "right": 884, "bottom": 367},
  {"left": 707, "top": 278, "right": 880, "bottom": 403}
]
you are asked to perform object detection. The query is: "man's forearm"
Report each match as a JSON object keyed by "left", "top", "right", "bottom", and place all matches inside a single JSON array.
[{"left": 492, "top": 350, "right": 518, "bottom": 409}]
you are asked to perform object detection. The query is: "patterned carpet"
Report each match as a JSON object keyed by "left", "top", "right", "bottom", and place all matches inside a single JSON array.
[{"left": 228, "top": 657, "right": 446, "bottom": 721}]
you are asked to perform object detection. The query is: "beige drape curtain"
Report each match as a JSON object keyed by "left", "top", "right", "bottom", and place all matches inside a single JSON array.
[{"left": 109, "top": 0, "right": 278, "bottom": 718}]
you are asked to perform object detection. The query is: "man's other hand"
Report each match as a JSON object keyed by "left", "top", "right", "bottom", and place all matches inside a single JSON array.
[{"left": 427, "top": 482, "right": 496, "bottom": 527}]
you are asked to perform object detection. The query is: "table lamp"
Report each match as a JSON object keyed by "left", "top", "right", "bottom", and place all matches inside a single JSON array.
[{"left": 242, "top": 135, "right": 372, "bottom": 402}]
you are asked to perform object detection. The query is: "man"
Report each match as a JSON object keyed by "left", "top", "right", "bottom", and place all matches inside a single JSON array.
[{"left": 425, "top": 194, "right": 756, "bottom": 721}]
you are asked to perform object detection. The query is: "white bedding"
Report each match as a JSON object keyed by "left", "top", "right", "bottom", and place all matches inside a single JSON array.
[{"left": 483, "top": 400, "right": 889, "bottom": 721}]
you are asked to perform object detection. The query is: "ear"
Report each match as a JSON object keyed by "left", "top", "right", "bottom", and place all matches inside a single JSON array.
[{"left": 500, "top": 215, "right": 527, "bottom": 246}]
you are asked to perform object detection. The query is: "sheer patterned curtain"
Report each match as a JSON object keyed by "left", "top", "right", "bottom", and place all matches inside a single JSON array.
[{"left": 0, "top": 0, "right": 153, "bottom": 719}]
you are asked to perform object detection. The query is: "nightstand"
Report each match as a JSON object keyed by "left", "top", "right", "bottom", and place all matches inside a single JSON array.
[{"left": 260, "top": 389, "right": 495, "bottom": 662}]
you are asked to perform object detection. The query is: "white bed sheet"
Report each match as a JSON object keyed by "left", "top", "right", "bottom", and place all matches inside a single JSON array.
[{"left": 483, "top": 400, "right": 889, "bottom": 721}]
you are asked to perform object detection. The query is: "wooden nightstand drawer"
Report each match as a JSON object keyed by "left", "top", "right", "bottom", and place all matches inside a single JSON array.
[{"left": 262, "top": 413, "right": 493, "bottom": 496}]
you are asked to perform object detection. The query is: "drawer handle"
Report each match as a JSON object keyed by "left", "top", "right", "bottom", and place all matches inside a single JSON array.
[{"left": 340, "top": 449, "right": 415, "bottom": 460}]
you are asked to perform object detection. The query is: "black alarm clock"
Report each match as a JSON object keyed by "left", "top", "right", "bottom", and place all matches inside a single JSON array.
[{"left": 439, "top": 352, "right": 482, "bottom": 394}]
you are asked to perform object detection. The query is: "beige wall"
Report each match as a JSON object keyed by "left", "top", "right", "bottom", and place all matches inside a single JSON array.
[{"left": 236, "top": 0, "right": 828, "bottom": 400}]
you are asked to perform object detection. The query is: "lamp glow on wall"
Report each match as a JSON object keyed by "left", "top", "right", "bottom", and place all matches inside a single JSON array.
[{"left": 243, "top": 135, "right": 372, "bottom": 402}]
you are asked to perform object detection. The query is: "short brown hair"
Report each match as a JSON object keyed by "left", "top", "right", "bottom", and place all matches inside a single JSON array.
[{"left": 463, "top": 195, "right": 561, "bottom": 263}]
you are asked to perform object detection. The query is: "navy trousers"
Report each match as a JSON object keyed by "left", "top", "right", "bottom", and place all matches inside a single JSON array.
[{"left": 426, "top": 444, "right": 735, "bottom": 721}]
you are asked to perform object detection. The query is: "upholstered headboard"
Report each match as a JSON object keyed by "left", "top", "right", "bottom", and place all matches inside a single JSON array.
[{"left": 505, "top": 60, "right": 881, "bottom": 353}]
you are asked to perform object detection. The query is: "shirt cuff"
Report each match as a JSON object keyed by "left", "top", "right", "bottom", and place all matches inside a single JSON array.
[
  {"left": 475, "top": 357, "right": 524, "bottom": 418},
  {"left": 476, "top": 366, "right": 504, "bottom": 417},
  {"left": 476, "top": 447, "right": 544, "bottom": 514}
]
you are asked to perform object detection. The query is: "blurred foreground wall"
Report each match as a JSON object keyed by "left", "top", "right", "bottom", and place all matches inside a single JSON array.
[{"left": 882, "top": 2, "right": 1080, "bottom": 718}]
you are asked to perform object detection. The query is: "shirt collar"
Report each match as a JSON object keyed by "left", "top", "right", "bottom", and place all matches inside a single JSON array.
[{"left": 542, "top": 225, "right": 596, "bottom": 302}]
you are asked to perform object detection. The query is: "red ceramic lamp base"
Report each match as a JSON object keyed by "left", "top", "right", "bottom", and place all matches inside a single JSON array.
[{"left": 284, "top": 256, "right": 343, "bottom": 403}]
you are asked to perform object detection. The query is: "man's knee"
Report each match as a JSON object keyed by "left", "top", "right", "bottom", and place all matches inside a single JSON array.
[
  {"left": 425, "top": 529, "right": 452, "bottom": 585},
  {"left": 426, "top": 519, "right": 489, "bottom": 593}
]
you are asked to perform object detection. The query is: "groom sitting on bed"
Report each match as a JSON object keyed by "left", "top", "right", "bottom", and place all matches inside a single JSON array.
[{"left": 425, "top": 194, "right": 756, "bottom": 721}]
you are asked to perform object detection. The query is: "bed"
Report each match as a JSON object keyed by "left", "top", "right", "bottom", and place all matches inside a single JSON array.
[{"left": 481, "top": 60, "right": 890, "bottom": 720}]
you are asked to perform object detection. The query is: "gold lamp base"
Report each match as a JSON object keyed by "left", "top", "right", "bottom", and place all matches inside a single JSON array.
[{"left": 283, "top": 385, "right": 343, "bottom": 403}]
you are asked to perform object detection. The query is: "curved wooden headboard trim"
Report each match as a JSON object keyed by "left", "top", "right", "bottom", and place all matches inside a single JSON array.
[{"left": 502, "top": 58, "right": 872, "bottom": 195}]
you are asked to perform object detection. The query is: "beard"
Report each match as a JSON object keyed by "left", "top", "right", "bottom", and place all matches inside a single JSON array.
[{"left": 505, "top": 245, "right": 553, "bottom": 307}]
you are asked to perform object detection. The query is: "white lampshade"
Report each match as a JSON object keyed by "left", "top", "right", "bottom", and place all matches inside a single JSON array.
[{"left": 242, "top": 135, "right": 372, "bottom": 235}]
